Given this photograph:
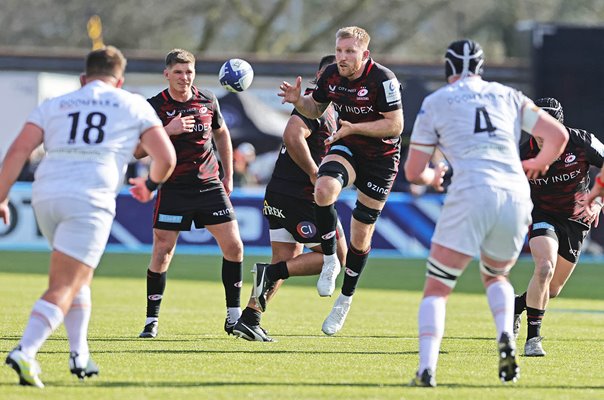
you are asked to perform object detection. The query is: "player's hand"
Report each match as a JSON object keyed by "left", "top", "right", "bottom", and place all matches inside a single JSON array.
[
  {"left": 0, "top": 199, "right": 10, "bottom": 225},
  {"left": 165, "top": 113, "right": 196, "bottom": 136},
  {"left": 128, "top": 177, "right": 155, "bottom": 203},
  {"left": 325, "top": 120, "right": 354, "bottom": 145},
  {"left": 573, "top": 192, "right": 602, "bottom": 226},
  {"left": 586, "top": 175, "right": 604, "bottom": 207},
  {"left": 522, "top": 158, "right": 549, "bottom": 180},
  {"left": 222, "top": 175, "right": 233, "bottom": 196},
  {"left": 593, "top": 206, "right": 601, "bottom": 228},
  {"left": 430, "top": 162, "right": 449, "bottom": 192},
  {"left": 278, "top": 77, "right": 302, "bottom": 105}
]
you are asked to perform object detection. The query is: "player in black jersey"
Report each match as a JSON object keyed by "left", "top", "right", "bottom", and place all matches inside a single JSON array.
[
  {"left": 279, "top": 26, "right": 403, "bottom": 336},
  {"left": 514, "top": 98, "right": 604, "bottom": 356},
  {"left": 135, "top": 49, "right": 245, "bottom": 338},
  {"left": 232, "top": 55, "right": 348, "bottom": 342}
]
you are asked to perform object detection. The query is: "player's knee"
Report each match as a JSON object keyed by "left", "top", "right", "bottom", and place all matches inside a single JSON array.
[
  {"left": 314, "top": 184, "right": 336, "bottom": 206},
  {"left": 426, "top": 257, "right": 462, "bottom": 290},
  {"left": 534, "top": 259, "right": 555, "bottom": 282},
  {"left": 352, "top": 201, "right": 381, "bottom": 224},
  {"left": 318, "top": 161, "right": 349, "bottom": 188},
  {"left": 479, "top": 260, "right": 512, "bottom": 277},
  {"left": 223, "top": 239, "right": 244, "bottom": 261}
]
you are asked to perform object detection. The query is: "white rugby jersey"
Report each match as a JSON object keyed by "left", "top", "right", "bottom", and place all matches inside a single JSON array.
[
  {"left": 411, "top": 76, "right": 531, "bottom": 195},
  {"left": 28, "top": 80, "right": 162, "bottom": 213}
]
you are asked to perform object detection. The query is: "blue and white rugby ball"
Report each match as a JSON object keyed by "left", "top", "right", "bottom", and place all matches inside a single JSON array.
[{"left": 219, "top": 58, "right": 254, "bottom": 93}]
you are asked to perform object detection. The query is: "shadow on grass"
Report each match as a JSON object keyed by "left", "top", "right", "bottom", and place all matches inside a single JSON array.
[
  {"left": 4, "top": 380, "right": 600, "bottom": 390},
  {"left": 3, "top": 251, "right": 604, "bottom": 300}
]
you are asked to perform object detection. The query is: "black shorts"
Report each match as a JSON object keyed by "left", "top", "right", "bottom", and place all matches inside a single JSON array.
[
  {"left": 264, "top": 191, "right": 321, "bottom": 244},
  {"left": 153, "top": 185, "right": 235, "bottom": 231},
  {"left": 529, "top": 209, "right": 590, "bottom": 263},
  {"left": 329, "top": 144, "right": 399, "bottom": 202}
]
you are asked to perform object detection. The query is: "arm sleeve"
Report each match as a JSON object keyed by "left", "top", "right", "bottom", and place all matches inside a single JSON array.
[
  {"left": 376, "top": 70, "right": 403, "bottom": 112},
  {"left": 410, "top": 98, "right": 437, "bottom": 145},
  {"left": 579, "top": 129, "right": 604, "bottom": 168},
  {"left": 26, "top": 102, "right": 46, "bottom": 130},
  {"left": 134, "top": 97, "right": 163, "bottom": 135},
  {"left": 311, "top": 70, "right": 329, "bottom": 104},
  {"left": 212, "top": 95, "right": 225, "bottom": 129},
  {"left": 292, "top": 108, "right": 319, "bottom": 132}
]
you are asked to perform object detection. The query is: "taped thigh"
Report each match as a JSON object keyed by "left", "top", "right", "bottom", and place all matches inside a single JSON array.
[
  {"left": 426, "top": 257, "right": 463, "bottom": 288},
  {"left": 479, "top": 260, "right": 512, "bottom": 277},
  {"left": 318, "top": 161, "right": 350, "bottom": 187}
]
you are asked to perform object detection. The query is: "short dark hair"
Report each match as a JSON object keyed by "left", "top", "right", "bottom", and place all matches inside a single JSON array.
[
  {"left": 318, "top": 55, "right": 336, "bottom": 71},
  {"left": 535, "top": 97, "right": 564, "bottom": 123},
  {"left": 310, "top": 55, "right": 335, "bottom": 85},
  {"left": 85, "top": 46, "right": 126, "bottom": 78},
  {"left": 165, "top": 48, "right": 195, "bottom": 67}
]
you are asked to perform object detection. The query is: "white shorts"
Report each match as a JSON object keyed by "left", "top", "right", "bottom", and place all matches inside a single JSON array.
[
  {"left": 33, "top": 198, "right": 114, "bottom": 268},
  {"left": 431, "top": 186, "right": 532, "bottom": 261},
  {"left": 269, "top": 228, "right": 319, "bottom": 249}
]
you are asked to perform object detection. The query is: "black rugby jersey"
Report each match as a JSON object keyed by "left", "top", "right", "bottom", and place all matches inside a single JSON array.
[
  {"left": 267, "top": 88, "right": 336, "bottom": 201},
  {"left": 312, "top": 58, "right": 403, "bottom": 159},
  {"left": 521, "top": 127, "right": 604, "bottom": 219},
  {"left": 148, "top": 86, "right": 224, "bottom": 189}
]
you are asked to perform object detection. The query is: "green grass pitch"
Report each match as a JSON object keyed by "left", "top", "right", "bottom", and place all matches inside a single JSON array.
[{"left": 0, "top": 251, "right": 603, "bottom": 399}]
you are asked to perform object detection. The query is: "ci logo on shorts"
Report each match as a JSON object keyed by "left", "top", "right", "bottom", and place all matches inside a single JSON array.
[{"left": 297, "top": 221, "right": 317, "bottom": 239}]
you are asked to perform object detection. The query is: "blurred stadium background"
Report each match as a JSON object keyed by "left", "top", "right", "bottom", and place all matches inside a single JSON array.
[{"left": 2, "top": 0, "right": 604, "bottom": 259}]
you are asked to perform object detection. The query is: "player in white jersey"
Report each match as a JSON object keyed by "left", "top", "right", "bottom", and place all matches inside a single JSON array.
[
  {"left": 404, "top": 39, "right": 569, "bottom": 387},
  {"left": 0, "top": 46, "right": 176, "bottom": 388}
]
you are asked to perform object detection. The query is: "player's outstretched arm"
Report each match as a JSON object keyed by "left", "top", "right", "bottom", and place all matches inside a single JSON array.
[
  {"left": 0, "top": 123, "right": 44, "bottom": 224},
  {"left": 522, "top": 106, "right": 568, "bottom": 179},
  {"left": 129, "top": 126, "right": 176, "bottom": 203},
  {"left": 278, "top": 77, "right": 328, "bottom": 119}
]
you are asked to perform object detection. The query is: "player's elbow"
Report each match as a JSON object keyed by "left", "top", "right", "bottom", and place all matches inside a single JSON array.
[
  {"left": 155, "top": 148, "right": 177, "bottom": 179},
  {"left": 403, "top": 162, "right": 421, "bottom": 184}
]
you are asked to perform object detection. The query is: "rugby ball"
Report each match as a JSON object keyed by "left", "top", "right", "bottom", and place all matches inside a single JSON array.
[{"left": 219, "top": 58, "right": 254, "bottom": 93}]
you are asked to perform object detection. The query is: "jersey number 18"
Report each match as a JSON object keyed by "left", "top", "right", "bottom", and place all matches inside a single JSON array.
[{"left": 67, "top": 111, "right": 107, "bottom": 144}]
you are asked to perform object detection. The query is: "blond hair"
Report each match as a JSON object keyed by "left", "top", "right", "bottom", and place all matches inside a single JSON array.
[
  {"left": 165, "top": 48, "right": 195, "bottom": 67},
  {"left": 336, "top": 26, "right": 370, "bottom": 48},
  {"left": 85, "top": 45, "right": 126, "bottom": 78}
]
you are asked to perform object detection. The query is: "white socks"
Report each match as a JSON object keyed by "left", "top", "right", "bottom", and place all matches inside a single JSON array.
[
  {"left": 486, "top": 280, "right": 515, "bottom": 339},
  {"left": 64, "top": 285, "right": 92, "bottom": 364},
  {"left": 418, "top": 296, "right": 446, "bottom": 375},
  {"left": 323, "top": 253, "right": 338, "bottom": 265},
  {"left": 227, "top": 307, "right": 242, "bottom": 324},
  {"left": 19, "top": 299, "right": 64, "bottom": 358}
]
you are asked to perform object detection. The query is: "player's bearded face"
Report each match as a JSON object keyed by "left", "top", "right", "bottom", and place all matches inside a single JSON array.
[{"left": 335, "top": 38, "right": 367, "bottom": 79}]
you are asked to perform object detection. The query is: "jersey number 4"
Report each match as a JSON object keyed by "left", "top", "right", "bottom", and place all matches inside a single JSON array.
[
  {"left": 67, "top": 111, "right": 107, "bottom": 144},
  {"left": 474, "top": 107, "right": 496, "bottom": 136}
]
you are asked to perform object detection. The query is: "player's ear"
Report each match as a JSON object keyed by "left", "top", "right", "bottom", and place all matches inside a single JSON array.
[
  {"left": 79, "top": 73, "right": 87, "bottom": 87},
  {"left": 363, "top": 49, "right": 370, "bottom": 61},
  {"left": 163, "top": 68, "right": 169, "bottom": 80},
  {"left": 115, "top": 76, "right": 125, "bottom": 88}
]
